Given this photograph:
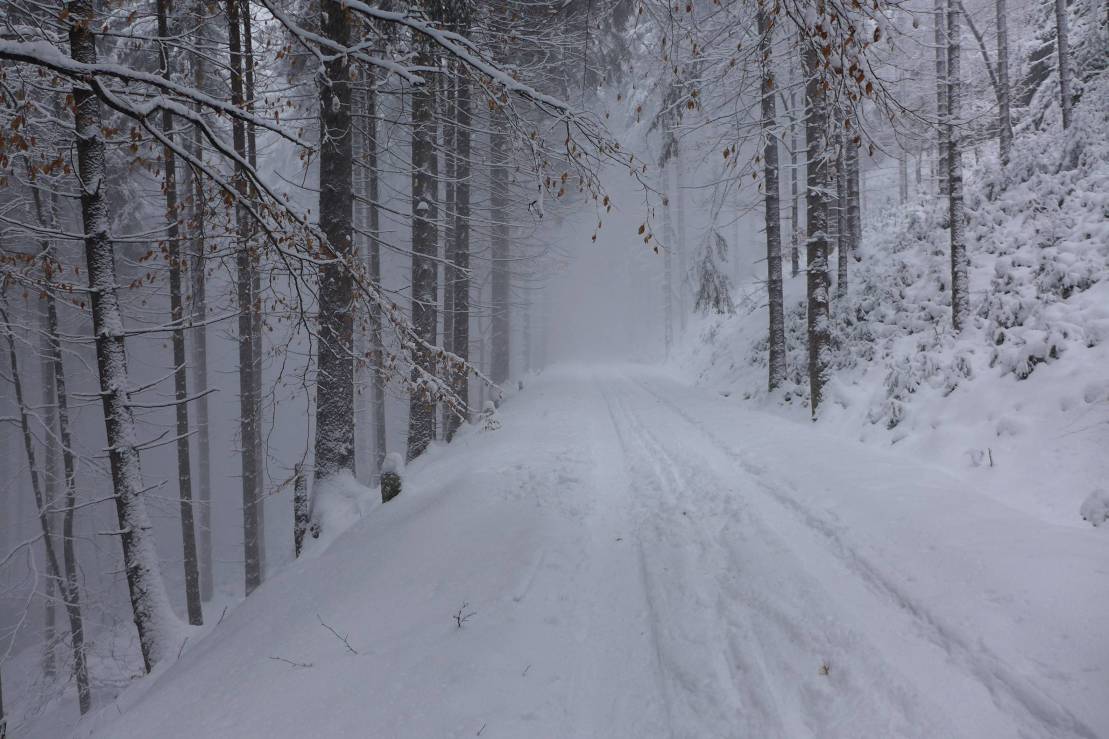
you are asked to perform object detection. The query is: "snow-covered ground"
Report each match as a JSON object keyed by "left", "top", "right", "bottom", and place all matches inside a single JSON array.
[{"left": 75, "top": 365, "right": 1109, "bottom": 739}]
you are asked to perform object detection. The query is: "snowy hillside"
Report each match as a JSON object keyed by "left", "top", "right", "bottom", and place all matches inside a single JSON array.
[
  {"left": 676, "top": 74, "right": 1109, "bottom": 527},
  {"left": 75, "top": 367, "right": 1109, "bottom": 738}
]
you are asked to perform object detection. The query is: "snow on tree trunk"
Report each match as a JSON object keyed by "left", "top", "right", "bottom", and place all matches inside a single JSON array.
[
  {"left": 1054, "top": 0, "right": 1073, "bottom": 129},
  {"left": 947, "top": 0, "right": 970, "bottom": 331},
  {"left": 447, "top": 56, "right": 472, "bottom": 440},
  {"left": 38, "top": 292, "right": 58, "bottom": 680},
  {"left": 836, "top": 124, "right": 849, "bottom": 300},
  {"left": 490, "top": 107, "right": 511, "bottom": 387},
  {"left": 314, "top": 0, "right": 355, "bottom": 482},
  {"left": 996, "top": 0, "right": 1013, "bottom": 162},
  {"left": 662, "top": 164, "right": 675, "bottom": 354},
  {"left": 407, "top": 33, "right": 440, "bottom": 461},
  {"left": 67, "top": 0, "right": 182, "bottom": 671},
  {"left": 804, "top": 30, "right": 832, "bottom": 417},
  {"left": 158, "top": 0, "right": 202, "bottom": 627},
  {"left": 758, "top": 0, "right": 787, "bottom": 391}
]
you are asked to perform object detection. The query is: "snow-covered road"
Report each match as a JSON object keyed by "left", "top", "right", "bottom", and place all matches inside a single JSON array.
[{"left": 82, "top": 365, "right": 1109, "bottom": 739}]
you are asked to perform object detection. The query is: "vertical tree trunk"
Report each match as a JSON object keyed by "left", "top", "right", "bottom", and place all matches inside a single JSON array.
[
  {"left": 847, "top": 136, "right": 861, "bottom": 261},
  {"left": 315, "top": 0, "right": 355, "bottom": 480},
  {"left": 996, "top": 0, "right": 1013, "bottom": 162},
  {"left": 68, "top": 0, "right": 181, "bottom": 671},
  {"left": 804, "top": 33, "right": 831, "bottom": 417},
  {"left": 662, "top": 164, "right": 675, "bottom": 354},
  {"left": 29, "top": 183, "right": 92, "bottom": 712},
  {"left": 38, "top": 296, "right": 58, "bottom": 680},
  {"left": 674, "top": 148, "right": 689, "bottom": 331},
  {"left": 489, "top": 108, "right": 511, "bottom": 388},
  {"left": 407, "top": 34, "right": 440, "bottom": 461},
  {"left": 948, "top": 0, "right": 970, "bottom": 331},
  {"left": 835, "top": 125, "right": 848, "bottom": 300},
  {"left": 241, "top": 0, "right": 265, "bottom": 570},
  {"left": 758, "top": 0, "right": 786, "bottom": 391},
  {"left": 189, "top": 0, "right": 213, "bottom": 601},
  {"left": 365, "top": 73, "right": 387, "bottom": 474},
  {"left": 225, "top": 0, "right": 261, "bottom": 595},
  {"left": 789, "top": 42, "right": 801, "bottom": 278},
  {"left": 1053, "top": 0, "right": 1072, "bottom": 129},
  {"left": 158, "top": 0, "right": 202, "bottom": 627},
  {"left": 446, "top": 60, "right": 472, "bottom": 440},
  {"left": 934, "top": 0, "right": 950, "bottom": 196}
]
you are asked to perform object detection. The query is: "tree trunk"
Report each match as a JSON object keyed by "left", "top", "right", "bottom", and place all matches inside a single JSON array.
[
  {"left": 847, "top": 136, "right": 861, "bottom": 261},
  {"left": 490, "top": 108, "right": 511, "bottom": 388},
  {"left": 789, "top": 44, "right": 801, "bottom": 278},
  {"left": 225, "top": 0, "right": 261, "bottom": 595},
  {"left": 1053, "top": 0, "right": 1072, "bottom": 129},
  {"left": 758, "top": 0, "right": 786, "bottom": 391},
  {"left": 835, "top": 125, "right": 848, "bottom": 300},
  {"left": 446, "top": 60, "right": 472, "bottom": 440},
  {"left": 948, "top": 0, "right": 970, "bottom": 331},
  {"left": 365, "top": 74, "right": 387, "bottom": 475},
  {"left": 934, "top": 0, "right": 950, "bottom": 196},
  {"left": 996, "top": 0, "right": 1013, "bottom": 163},
  {"left": 804, "top": 33, "right": 831, "bottom": 417},
  {"left": 38, "top": 295, "right": 58, "bottom": 680},
  {"left": 189, "top": 0, "right": 214, "bottom": 601},
  {"left": 407, "top": 34, "right": 440, "bottom": 461},
  {"left": 158, "top": 0, "right": 202, "bottom": 627},
  {"left": 29, "top": 183, "right": 93, "bottom": 712},
  {"left": 68, "top": 0, "right": 181, "bottom": 671},
  {"left": 314, "top": 0, "right": 355, "bottom": 481},
  {"left": 662, "top": 164, "right": 675, "bottom": 354}
]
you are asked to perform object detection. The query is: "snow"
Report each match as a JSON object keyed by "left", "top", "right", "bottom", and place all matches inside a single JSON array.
[{"left": 75, "top": 366, "right": 1108, "bottom": 739}]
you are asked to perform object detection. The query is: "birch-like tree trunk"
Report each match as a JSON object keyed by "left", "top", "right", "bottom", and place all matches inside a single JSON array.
[
  {"left": 948, "top": 0, "right": 970, "bottom": 331},
  {"left": 835, "top": 125, "right": 849, "bottom": 300},
  {"left": 407, "top": 33, "right": 440, "bottom": 460},
  {"left": 225, "top": 0, "right": 261, "bottom": 594},
  {"left": 158, "top": 0, "right": 202, "bottom": 627},
  {"left": 758, "top": 0, "right": 786, "bottom": 391},
  {"left": 68, "top": 0, "right": 181, "bottom": 671},
  {"left": 446, "top": 57, "right": 472, "bottom": 440},
  {"left": 788, "top": 44, "right": 801, "bottom": 278},
  {"left": 804, "top": 32, "right": 831, "bottom": 416},
  {"left": 315, "top": 0, "right": 355, "bottom": 480},
  {"left": 847, "top": 135, "right": 861, "bottom": 261},
  {"left": 1053, "top": 0, "right": 1073, "bottom": 129}
]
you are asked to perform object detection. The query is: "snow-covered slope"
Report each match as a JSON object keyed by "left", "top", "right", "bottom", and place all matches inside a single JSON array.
[
  {"left": 677, "top": 75, "right": 1109, "bottom": 527},
  {"left": 76, "top": 366, "right": 1108, "bottom": 739}
]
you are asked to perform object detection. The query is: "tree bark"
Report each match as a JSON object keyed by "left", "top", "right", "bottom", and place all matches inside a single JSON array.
[
  {"left": 490, "top": 108, "right": 511, "bottom": 388},
  {"left": 364, "top": 73, "right": 387, "bottom": 475},
  {"left": 158, "top": 0, "right": 202, "bottom": 627},
  {"left": 446, "top": 60, "right": 472, "bottom": 440},
  {"left": 758, "top": 0, "right": 786, "bottom": 391},
  {"left": 68, "top": 0, "right": 181, "bottom": 671},
  {"left": 407, "top": 34, "right": 440, "bottom": 461},
  {"left": 225, "top": 0, "right": 261, "bottom": 595},
  {"left": 1053, "top": 0, "right": 1072, "bottom": 129},
  {"left": 948, "top": 0, "right": 970, "bottom": 331},
  {"left": 804, "top": 33, "right": 831, "bottom": 417},
  {"left": 934, "top": 0, "right": 950, "bottom": 196},
  {"left": 314, "top": 0, "right": 355, "bottom": 480},
  {"left": 996, "top": 0, "right": 1013, "bottom": 163}
]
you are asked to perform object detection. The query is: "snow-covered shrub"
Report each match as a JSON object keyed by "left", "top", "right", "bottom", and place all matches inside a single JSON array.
[
  {"left": 481, "top": 400, "right": 502, "bottom": 431},
  {"left": 1079, "top": 489, "right": 1109, "bottom": 527}
]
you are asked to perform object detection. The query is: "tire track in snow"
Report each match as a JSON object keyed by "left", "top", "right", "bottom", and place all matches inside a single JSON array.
[{"left": 627, "top": 372, "right": 1100, "bottom": 739}]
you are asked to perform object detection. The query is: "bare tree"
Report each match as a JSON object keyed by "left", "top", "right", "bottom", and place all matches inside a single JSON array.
[
  {"left": 804, "top": 22, "right": 831, "bottom": 416},
  {"left": 758, "top": 0, "right": 786, "bottom": 390},
  {"left": 1053, "top": 0, "right": 1073, "bottom": 128},
  {"left": 947, "top": 0, "right": 970, "bottom": 331}
]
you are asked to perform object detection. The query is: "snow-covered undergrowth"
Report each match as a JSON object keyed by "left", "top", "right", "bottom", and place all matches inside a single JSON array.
[{"left": 677, "top": 75, "right": 1109, "bottom": 526}]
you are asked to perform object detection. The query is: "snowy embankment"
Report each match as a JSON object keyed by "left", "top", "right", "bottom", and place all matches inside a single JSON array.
[
  {"left": 677, "top": 76, "right": 1109, "bottom": 527},
  {"left": 77, "top": 366, "right": 1108, "bottom": 738}
]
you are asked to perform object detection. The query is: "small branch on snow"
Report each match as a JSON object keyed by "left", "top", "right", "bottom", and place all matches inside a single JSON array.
[
  {"left": 454, "top": 602, "right": 476, "bottom": 629},
  {"left": 269, "top": 656, "right": 314, "bottom": 670},
  {"left": 317, "top": 613, "right": 359, "bottom": 654}
]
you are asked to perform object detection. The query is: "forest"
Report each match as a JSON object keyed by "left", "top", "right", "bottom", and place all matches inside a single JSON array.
[{"left": 0, "top": 0, "right": 1106, "bottom": 736}]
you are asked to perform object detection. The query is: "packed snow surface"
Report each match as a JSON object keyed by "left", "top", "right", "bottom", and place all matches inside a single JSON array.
[{"left": 78, "top": 366, "right": 1108, "bottom": 738}]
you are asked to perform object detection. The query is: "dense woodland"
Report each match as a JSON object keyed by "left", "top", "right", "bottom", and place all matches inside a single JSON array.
[{"left": 0, "top": 0, "right": 1105, "bottom": 733}]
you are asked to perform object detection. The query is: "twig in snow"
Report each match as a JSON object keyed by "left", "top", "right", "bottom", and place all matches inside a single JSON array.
[
  {"left": 176, "top": 637, "right": 189, "bottom": 660},
  {"left": 269, "top": 655, "right": 314, "bottom": 669},
  {"left": 454, "top": 602, "right": 476, "bottom": 628},
  {"left": 317, "top": 613, "right": 359, "bottom": 654},
  {"left": 522, "top": 663, "right": 531, "bottom": 677},
  {"left": 217, "top": 605, "right": 229, "bottom": 625},
  {"left": 477, "top": 722, "right": 487, "bottom": 736}
]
